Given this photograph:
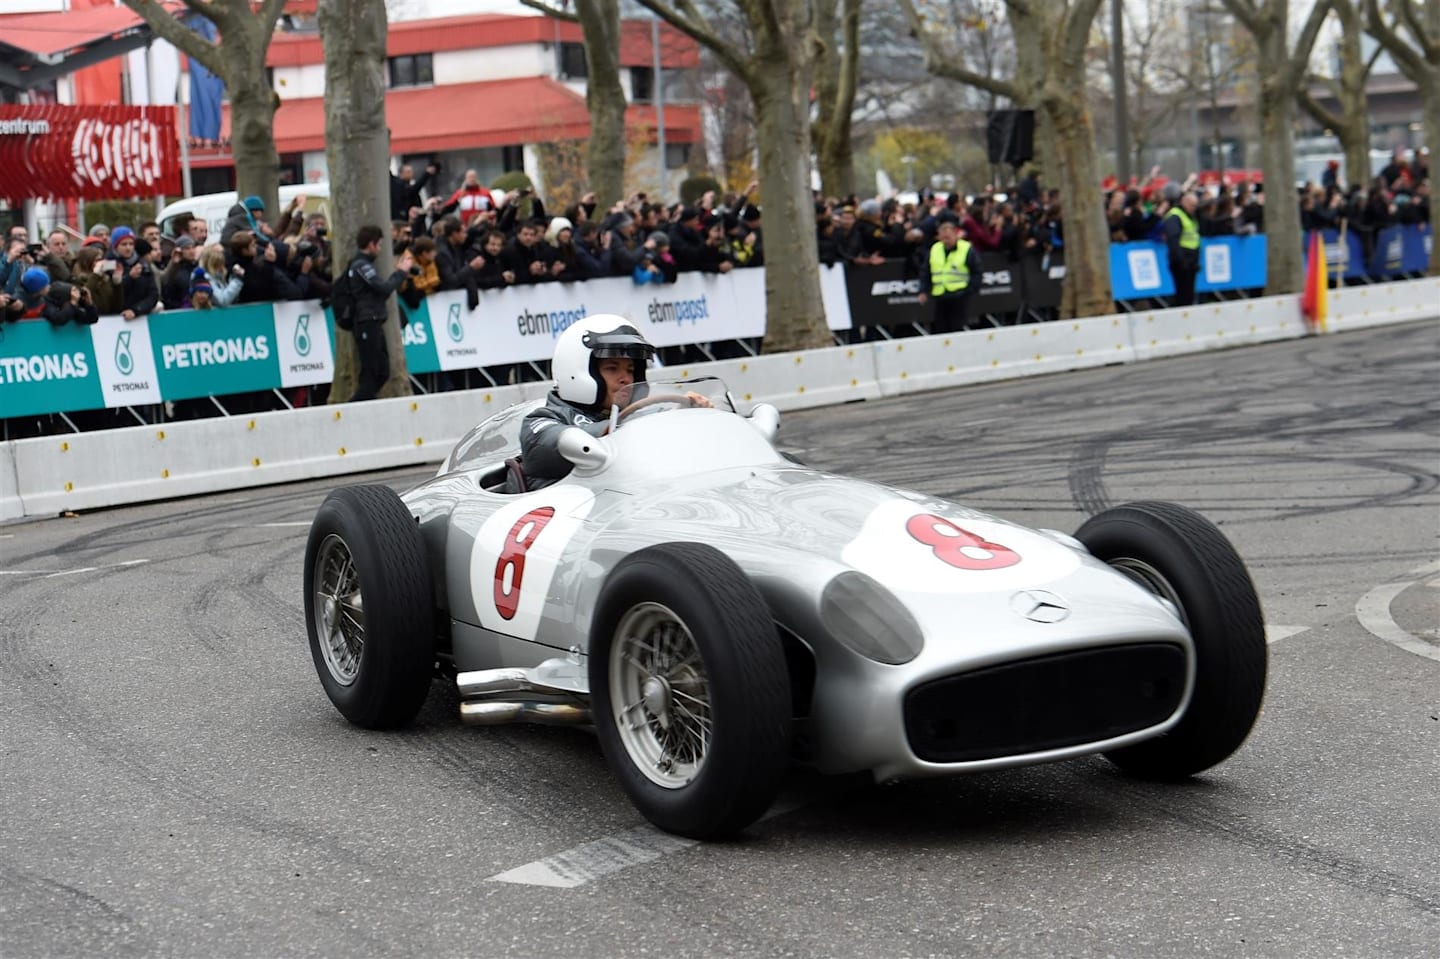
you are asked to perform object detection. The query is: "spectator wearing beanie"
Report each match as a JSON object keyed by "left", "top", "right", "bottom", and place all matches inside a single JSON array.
[
  {"left": 161, "top": 235, "right": 200, "bottom": 310},
  {"left": 189, "top": 268, "right": 215, "bottom": 310},
  {"left": 633, "top": 231, "right": 677, "bottom": 284}
]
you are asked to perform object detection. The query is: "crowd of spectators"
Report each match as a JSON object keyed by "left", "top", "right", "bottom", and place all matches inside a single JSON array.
[{"left": 2, "top": 147, "right": 1430, "bottom": 332}]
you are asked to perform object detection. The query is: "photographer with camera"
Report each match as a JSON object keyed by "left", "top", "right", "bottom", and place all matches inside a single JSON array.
[
  {"left": 160, "top": 236, "right": 202, "bottom": 310},
  {"left": 1, "top": 267, "right": 98, "bottom": 327},
  {"left": 1, "top": 235, "right": 38, "bottom": 297}
]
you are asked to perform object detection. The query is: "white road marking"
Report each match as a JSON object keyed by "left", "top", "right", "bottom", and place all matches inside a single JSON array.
[
  {"left": 487, "top": 794, "right": 811, "bottom": 889},
  {"left": 1265, "top": 625, "right": 1308, "bottom": 644},
  {"left": 1355, "top": 559, "right": 1440, "bottom": 663},
  {"left": 216, "top": 522, "right": 311, "bottom": 530},
  {"left": 0, "top": 559, "right": 149, "bottom": 578}
]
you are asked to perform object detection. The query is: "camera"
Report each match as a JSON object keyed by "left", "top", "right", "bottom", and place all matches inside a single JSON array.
[
  {"left": 407, "top": 265, "right": 422, "bottom": 276},
  {"left": 314, "top": 227, "right": 327, "bottom": 238},
  {"left": 25, "top": 243, "right": 44, "bottom": 257},
  {"left": 295, "top": 240, "right": 319, "bottom": 258}
]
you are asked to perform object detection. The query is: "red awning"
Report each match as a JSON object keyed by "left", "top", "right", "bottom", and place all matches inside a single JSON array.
[
  {"left": 217, "top": 77, "right": 700, "bottom": 156},
  {"left": 0, "top": 3, "right": 181, "bottom": 58},
  {"left": 266, "top": 14, "right": 698, "bottom": 69}
]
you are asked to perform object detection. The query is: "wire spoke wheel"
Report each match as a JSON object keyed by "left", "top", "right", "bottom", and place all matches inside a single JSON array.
[
  {"left": 313, "top": 533, "right": 365, "bottom": 686},
  {"left": 610, "top": 603, "right": 712, "bottom": 789}
]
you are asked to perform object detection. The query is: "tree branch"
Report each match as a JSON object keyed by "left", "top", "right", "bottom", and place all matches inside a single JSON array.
[
  {"left": 633, "top": 0, "right": 755, "bottom": 87},
  {"left": 897, "top": 0, "right": 1020, "bottom": 101},
  {"left": 1218, "top": 0, "right": 1262, "bottom": 37},
  {"left": 823, "top": 0, "right": 860, "bottom": 152},
  {"left": 1286, "top": 0, "right": 1335, "bottom": 90},
  {"left": 516, "top": 0, "right": 579, "bottom": 23},
  {"left": 1363, "top": 0, "right": 1427, "bottom": 80},
  {"left": 258, "top": 0, "right": 288, "bottom": 44},
  {"left": 1397, "top": 0, "right": 1436, "bottom": 60},
  {"left": 1063, "top": 0, "right": 1105, "bottom": 70},
  {"left": 1298, "top": 86, "right": 1342, "bottom": 132},
  {"left": 119, "top": 0, "right": 225, "bottom": 77}
]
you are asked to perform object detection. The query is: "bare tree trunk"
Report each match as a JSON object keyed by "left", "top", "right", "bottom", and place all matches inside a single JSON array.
[
  {"left": 1221, "top": 0, "right": 1332, "bottom": 295},
  {"left": 1365, "top": 0, "right": 1440, "bottom": 275},
  {"left": 638, "top": 0, "right": 831, "bottom": 352},
  {"left": 1299, "top": 0, "right": 1373, "bottom": 188},
  {"left": 814, "top": 0, "right": 859, "bottom": 199},
  {"left": 320, "top": 0, "right": 411, "bottom": 402},
  {"left": 898, "top": 0, "right": 1109, "bottom": 315},
  {"left": 574, "top": 0, "right": 627, "bottom": 211},
  {"left": 120, "top": 0, "right": 285, "bottom": 213},
  {"left": 753, "top": 61, "right": 828, "bottom": 352}
]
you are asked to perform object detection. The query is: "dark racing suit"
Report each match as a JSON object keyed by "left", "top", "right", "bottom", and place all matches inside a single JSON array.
[{"left": 519, "top": 390, "right": 614, "bottom": 490}]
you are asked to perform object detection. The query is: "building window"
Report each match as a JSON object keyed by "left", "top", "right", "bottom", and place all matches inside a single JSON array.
[
  {"left": 501, "top": 145, "right": 525, "bottom": 173},
  {"left": 630, "top": 67, "right": 653, "bottom": 103},
  {"left": 559, "top": 43, "right": 587, "bottom": 80},
  {"left": 665, "top": 143, "right": 690, "bottom": 170},
  {"left": 388, "top": 54, "right": 434, "bottom": 89}
]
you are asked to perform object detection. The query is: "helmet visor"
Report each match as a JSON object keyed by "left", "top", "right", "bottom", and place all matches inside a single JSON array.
[{"left": 584, "top": 325, "right": 655, "bottom": 363}]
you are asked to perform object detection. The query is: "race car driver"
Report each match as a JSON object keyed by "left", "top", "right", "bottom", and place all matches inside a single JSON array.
[{"left": 520, "top": 313, "right": 710, "bottom": 490}]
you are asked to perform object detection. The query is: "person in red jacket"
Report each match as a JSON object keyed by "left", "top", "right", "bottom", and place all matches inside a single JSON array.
[{"left": 441, "top": 169, "right": 496, "bottom": 227}]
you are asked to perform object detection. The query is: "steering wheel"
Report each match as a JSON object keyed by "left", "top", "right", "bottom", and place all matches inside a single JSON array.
[{"left": 614, "top": 392, "right": 696, "bottom": 426}]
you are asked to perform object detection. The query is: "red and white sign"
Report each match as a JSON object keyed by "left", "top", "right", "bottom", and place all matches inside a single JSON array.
[{"left": 0, "top": 104, "right": 181, "bottom": 203}]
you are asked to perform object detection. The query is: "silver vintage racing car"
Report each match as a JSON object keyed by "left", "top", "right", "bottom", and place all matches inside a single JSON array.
[{"left": 303, "top": 377, "right": 1266, "bottom": 838}]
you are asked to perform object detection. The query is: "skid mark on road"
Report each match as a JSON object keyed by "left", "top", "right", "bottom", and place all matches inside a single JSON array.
[
  {"left": 1356, "top": 559, "right": 1440, "bottom": 662},
  {"left": 0, "top": 559, "right": 149, "bottom": 578}
]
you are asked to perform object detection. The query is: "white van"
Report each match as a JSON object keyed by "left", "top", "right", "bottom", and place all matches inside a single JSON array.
[{"left": 158, "top": 183, "right": 331, "bottom": 239}]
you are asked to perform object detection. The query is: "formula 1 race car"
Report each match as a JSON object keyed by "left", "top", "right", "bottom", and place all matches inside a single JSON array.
[{"left": 303, "top": 376, "right": 1266, "bottom": 839}]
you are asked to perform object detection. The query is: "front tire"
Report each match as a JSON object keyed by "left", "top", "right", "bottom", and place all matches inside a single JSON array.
[
  {"left": 1076, "top": 501, "right": 1266, "bottom": 779},
  {"left": 303, "top": 485, "right": 435, "bottom": 729},
  {"left": 590, "top": 543, "right": 792, "bottom": 838}
]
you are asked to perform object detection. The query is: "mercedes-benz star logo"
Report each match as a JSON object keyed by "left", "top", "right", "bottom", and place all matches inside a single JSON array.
[{"left": 1011, "top": 589, "right": 1070, "bottom": 623}]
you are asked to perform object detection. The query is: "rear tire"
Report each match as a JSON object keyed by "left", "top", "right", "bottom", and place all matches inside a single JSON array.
[
  {"left": 303, "top": 485, "right": 435, "bottom": 729},
  {"left": 1076, "top": 501, "right": 1266, "bottom": 779},
  {"left": 590, "top": 542, "right": 791, "bottom": 838}
]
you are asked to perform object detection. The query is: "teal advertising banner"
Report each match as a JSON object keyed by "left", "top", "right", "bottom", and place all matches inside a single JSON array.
[
  {"left": 0, "top": 320, "right": 104, "bottom": 418},
  {"left": 147, "top": 303, "right": 280, "bottom": 401},
  {"left": 398, "top": 298, "right": 441, "bottom": 374}
]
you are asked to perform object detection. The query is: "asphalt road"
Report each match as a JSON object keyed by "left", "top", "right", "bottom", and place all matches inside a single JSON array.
[{"left": 2, "top": 320, "right": 1437, "bottom": 958}]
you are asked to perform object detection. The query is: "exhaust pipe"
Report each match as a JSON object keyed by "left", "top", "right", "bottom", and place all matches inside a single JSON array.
[{"left": 460, "top": 701, "right": 591, "bottom": 726}]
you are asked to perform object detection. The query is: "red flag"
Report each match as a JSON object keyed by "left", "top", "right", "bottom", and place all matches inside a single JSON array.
[{"left": 1300, "top": 230, "right": 1329, "bottom": 333}]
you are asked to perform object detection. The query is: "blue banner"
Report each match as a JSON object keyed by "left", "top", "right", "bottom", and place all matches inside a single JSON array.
[
  {"left": 1401, "top": 224, "right": 1431, "bottom": 274},
  {"left": 1110, "top": 242, "right": 1175, "bottom": 301},
  {"left": 1196, "top": 235, "right": 1268, "bottom": 293},
  {"left": 186, "top": 17, "right": 224, "bottom": 142}
]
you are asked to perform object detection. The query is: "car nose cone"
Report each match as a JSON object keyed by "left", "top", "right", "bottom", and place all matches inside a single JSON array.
[{"left": 1011, "top": 589, "right": 1070, "bottom": 623}]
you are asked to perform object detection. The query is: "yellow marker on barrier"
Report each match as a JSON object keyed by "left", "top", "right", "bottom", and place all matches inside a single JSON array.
[
  {"left": 339, "top": 447, "right": 347, "bottom": 456},
  {"left": 156, "top": 431, "right": 165, "bottom": 441},
  {"left": 850, "top": 378, "right": 858, "bottom": 387},
  {"left": 681, "top": 369, "right": 689, "bottom": 377},
  {"left": 1185, "top": 334, "right": 1193, "bottom": 342},
  {"left": 794, "top": 356, "right": 803, "bottom": 365},
  {"left": 484, "top": 393, "right": 493, "bottom": 403},
  {"left": 987, "top": 333, "right": 995, "bottom": 342},
  {"left": 333, "top": 411, "right": 342, "bottom": 421},
  {"left": 1030, "top": 328, "right": 1038, "bottom": 337},
  {"left": 64, "top": 482, "right": 73, "bottom": 492},
  {"left": 1034, "top": 354, "right": 1042, "bottom": 361},
  {"left": 943, "top": 338, "right": 951, "bottom": 347},
  {"left": 990, "top": 359, "right": 999, "bottom": 367},
  {"left": 740, "top": 363, "right": 749, "bottom": 373},
  {"left": 415, "top": 437, "right": 424, "bottom": 447},
  {"left": 247, "top": 420, "right": 256, "bottom": 430},
  {"left": 797, "top": 385, "right": 806, "bottom": 393},
  {"left": 162, "top": 469, "right": 169, "bottom": 479},
  {"left": 900, "top": 371, "right": 908, "bottom": 379},
  {"left": 1076, "top": 349, "right": 1084, "bottom": 356},
  {"left": 1072, "top": 323, "right": 1081, "bottom": 332},
  {"left": 1147, "top": 315, "right": 1155, "bottom": 323},
  {"left": 252, "top": 457, "right": 261, "bottom": 467},
  {"left": 947, "top": 364, "right": 955, "bottom": 373},
  {"left": 847, "top": 349, "right": 855, "bottom": 358},
  {"left": 744, "top": 392, "right": 752, "bottom": 401},
  {"left": 410, "top": 402, "right": 418, "bottom": 412},
  {"left": 896, "top": 344, "right": 904, "bottom": 352},
  {"left": 60, "top": 441, "right": 69, "bottom": 452}
]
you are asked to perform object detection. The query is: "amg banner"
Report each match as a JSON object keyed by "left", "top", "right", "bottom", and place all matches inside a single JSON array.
[
  {"left": 843, "top": 254, "right": 1057, "bottom": 327},
  {"left": 0, "top": 104, "right": 182, "bottom": 203}
]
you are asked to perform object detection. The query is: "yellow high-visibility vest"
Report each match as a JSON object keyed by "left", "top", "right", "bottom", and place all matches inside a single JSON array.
[
  {"left": 929, "top": 239, "right": 972, "bottom": 295},
  {"left": 1166, "top": 207, "right": 1200, "bottom": 250}
]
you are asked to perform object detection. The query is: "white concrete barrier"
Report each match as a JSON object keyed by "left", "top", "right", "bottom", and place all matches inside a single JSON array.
[
  {"left": 2, "top": 278, "right": 1435, "bottom": 522},
  {"left": 0, "top": 443, "right": 20, "bottom": 522}
]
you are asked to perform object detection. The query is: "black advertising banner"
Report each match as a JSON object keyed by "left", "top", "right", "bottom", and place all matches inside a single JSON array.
[
  {"left": 843, "top": 259, "right": 925, "bottom": 328},
  {"left": 1021, "top": 250, "right": 1066, "bottom": 310},
  {"left": 971, "top": 252, "right": 1025, "bottom": 315}
]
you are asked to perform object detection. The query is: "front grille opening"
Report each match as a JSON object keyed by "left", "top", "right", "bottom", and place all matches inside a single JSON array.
[{"left": 904, "top": 643, "right": 1187, "bottom": 763}]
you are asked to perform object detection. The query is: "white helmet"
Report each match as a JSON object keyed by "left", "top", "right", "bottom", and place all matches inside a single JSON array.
[{"left": 552, "top": 313, "right": 656, "bottom": 406}]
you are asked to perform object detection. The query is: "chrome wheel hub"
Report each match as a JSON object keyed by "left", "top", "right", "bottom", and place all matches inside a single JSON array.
[
  {"left": 313, "top": 534, "right": 365, "bottom": 686},
  {"left": 610, "top": 603, "right": 712, "bottom": 789}
]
